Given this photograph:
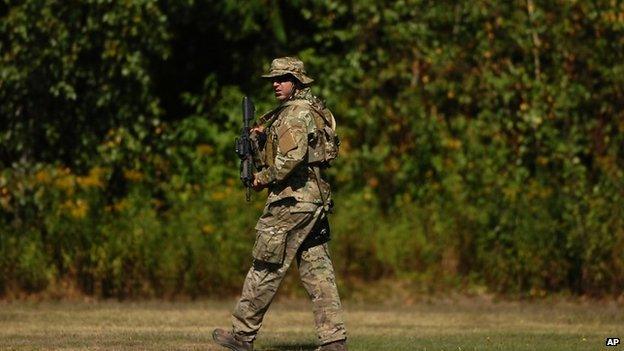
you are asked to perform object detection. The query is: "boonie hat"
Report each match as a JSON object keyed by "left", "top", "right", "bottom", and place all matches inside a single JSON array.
[{"left": 261, "top": 56, "right": 314, "bottom": 85}]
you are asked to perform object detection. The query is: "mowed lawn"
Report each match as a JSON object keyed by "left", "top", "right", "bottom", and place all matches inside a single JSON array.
[{"left": 0, "top": 297, "right": 622, "bottom": 350}]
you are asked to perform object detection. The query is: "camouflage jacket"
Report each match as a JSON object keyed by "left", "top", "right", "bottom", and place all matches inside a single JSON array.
[{"left": 254, "top": 88, "right": 331, "bottom": 205}]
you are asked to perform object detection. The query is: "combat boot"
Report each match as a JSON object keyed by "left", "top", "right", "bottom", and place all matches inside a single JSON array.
[
  {"left": 315, "top": 339, "right": 347, "bottom": 351},
  {"left": 212, "top": 328, "right": 253, "bottom": 351}
]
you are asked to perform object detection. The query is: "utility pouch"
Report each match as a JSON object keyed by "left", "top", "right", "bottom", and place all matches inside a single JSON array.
[
  {"left": 252, "top": 228, "right": 288, "bottom": 265},
  {"left": 307, "top": 108, "right": 339, "bottom": 167},
  {"left": 252, "top": 201, "right": 317, "bottom": 265}
]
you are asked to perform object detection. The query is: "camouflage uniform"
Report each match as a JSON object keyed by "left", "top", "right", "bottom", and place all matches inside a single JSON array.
[{"left": 230, "top": 57, "right": 347, "bottom": 346}]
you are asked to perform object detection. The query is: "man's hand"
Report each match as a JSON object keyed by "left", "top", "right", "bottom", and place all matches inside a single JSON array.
[
  {"left": 252, "top": 174, "right": 265, "bottom": 191},
  {"left": 250, "top": 125, "right": 267, "bottom": 151},
  {"left": 251, "top": 125, "right": 265, "bottom": 134}
]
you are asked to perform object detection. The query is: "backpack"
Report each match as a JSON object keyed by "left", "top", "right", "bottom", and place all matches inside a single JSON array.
[{"left": 285, "top": 99, "right": 340, "bottom": 167}]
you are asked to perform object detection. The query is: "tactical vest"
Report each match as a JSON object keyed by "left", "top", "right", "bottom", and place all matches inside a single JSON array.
[
  {"left": 252, "top": 99, "right": 337, "bottom": 211},
  {"left": 255, "top": 99, "right": 339, "bottom": 169}
]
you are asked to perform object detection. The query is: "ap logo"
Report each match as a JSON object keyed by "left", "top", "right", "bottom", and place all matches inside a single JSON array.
[{"left": 606, "top": 337, "right": 620, "bottom": 347}]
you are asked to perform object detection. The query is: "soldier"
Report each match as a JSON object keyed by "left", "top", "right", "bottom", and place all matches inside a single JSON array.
[{"left": 213, "top": 57, "right": 347, "bottom": 351}]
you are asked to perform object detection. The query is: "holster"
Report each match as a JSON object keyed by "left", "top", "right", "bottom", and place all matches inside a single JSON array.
[{"left": 299, "top": 215, "right": 331, "bottom": 252}]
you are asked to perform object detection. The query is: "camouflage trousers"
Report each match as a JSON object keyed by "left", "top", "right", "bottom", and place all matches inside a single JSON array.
[{"left": 231, "top": 200, "right": 346, "bottom": 344}]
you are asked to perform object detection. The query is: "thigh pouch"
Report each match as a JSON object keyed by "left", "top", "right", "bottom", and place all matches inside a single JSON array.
[{"left": 252, "top": 202, "right": 318, "bottom": 265}]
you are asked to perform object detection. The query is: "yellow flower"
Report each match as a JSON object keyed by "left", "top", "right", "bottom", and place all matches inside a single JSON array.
[
  {"left": 113, "top": 199, "right": 129, "bottom": 212},
  {"left": 123, "top": 169, "right": 144, "bottom": 182},
  {"left": 35, "top": 169, "right": 52, "bottom": 184},
  {"left": 196, "top": 144, "right": 214, "bottom": 155},
  {"left": 62, "top": 199, "right": 88, "bottom": 219},
  {"left": 77, "top": 167, "right": 105, "bottom": 188},
  {"left": 55, "top": 174, "right": 76, "bottom": 195}
]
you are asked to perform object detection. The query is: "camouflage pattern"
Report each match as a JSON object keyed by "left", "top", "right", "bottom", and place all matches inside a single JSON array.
[
  {"left": 229, "top": 79, "right": 346, "bottom": 346},
  {"left": 232, "top": 201, "right": 346, "bottom": 345},
  {"left": 261, "top": 56, "right": 314, "bottom": 85},
  {"left": 254, "top": 87, "right": 331, "bottom": 206}
]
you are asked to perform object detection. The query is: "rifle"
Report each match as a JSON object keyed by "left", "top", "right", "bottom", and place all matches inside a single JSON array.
[{"left": 235, "top": 96, "right": 255, "bottom": 201}]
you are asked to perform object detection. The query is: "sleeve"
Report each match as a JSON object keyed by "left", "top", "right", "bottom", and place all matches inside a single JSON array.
[{"left": 255, "top": 109, "right": 313, "bottom": 186}]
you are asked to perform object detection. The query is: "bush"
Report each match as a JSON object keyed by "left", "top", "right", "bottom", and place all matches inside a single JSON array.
[{"left": 1, "top": 0, "right": 623, "bottom": 298}]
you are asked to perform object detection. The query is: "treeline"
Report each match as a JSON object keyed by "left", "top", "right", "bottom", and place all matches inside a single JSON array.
[{"left": 1, "top": 0, "right": 623, "bottom": 298}]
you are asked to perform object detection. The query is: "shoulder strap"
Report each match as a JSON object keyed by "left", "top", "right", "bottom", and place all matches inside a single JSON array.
[
  {"left": 283, "top": 99, "right": 335, "bottom": 131},
  {"left": 259, "top": 99, "right": 309, "bottom": 126},
  {"left": 257, "top": 105, "right": 286, "bottom": 128}
]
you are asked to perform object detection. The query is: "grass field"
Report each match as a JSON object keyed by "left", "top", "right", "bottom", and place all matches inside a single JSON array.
[{"left": 0, "top": 297, "right": 622, "bottom": 350}]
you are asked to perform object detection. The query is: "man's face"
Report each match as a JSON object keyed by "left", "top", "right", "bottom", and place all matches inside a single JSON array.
[{"left": 272, "top": 75, "right": 296, "bottom": 102}]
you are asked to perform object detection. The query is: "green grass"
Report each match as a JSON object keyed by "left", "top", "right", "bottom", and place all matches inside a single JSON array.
[{"left": 0, "top": 297, "right": 621, "bottom": 350}]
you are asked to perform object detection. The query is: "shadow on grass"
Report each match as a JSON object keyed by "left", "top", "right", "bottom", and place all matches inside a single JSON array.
[{"left": 260, "top": 342, "right": 317, "bottom": 351}]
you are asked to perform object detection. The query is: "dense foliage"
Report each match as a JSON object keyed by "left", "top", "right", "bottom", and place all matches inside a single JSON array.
[{"left": 1, "top": 0, "right": 623, "bottom": 298}]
